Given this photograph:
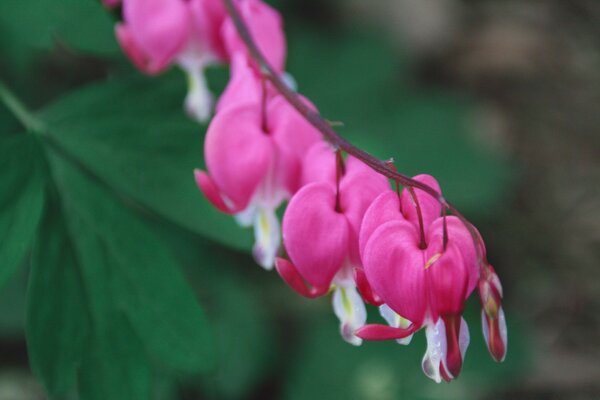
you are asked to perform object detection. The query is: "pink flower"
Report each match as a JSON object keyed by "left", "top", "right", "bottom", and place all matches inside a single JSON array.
[
  {"left": 195, "top": 85, "right": 320, "bottom": 269},
  {"left": 276, "top": 143, "right": 389, "bottom": 345},
  {"left": 116, "top": 0, "right": 191, "bottom": 75},
  {"left": 356, "top": 176, "right": 479, "bottom": 382},
  {"left": 116, "top": 0, "right": 230, "bottom": 121},
  {"left": 222, "top": 0, "right": 287, "bottom": 73}
]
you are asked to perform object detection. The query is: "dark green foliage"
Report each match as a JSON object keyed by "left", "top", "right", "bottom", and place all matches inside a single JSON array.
[
  {"left": 0, "top": 135, "right": 44, "bottom": 290},
  {"left": 41, "top": 72, "right": 252, "bottom": 251}
]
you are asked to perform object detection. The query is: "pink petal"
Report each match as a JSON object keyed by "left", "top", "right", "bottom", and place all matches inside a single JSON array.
[
  {"left": 122, "top": 0, "right": 190, "bottom": 72},
  {"left": 194, "top": 169, "right": 240, "bottom": 214},
  {"left": 282, "top": 183, "right": 350, "bottom": 289},
  {"left": 269, "top": 96, "right": 321, "bottom": 159},
  {"left": 344, "top": 156, "right": 379, "bottom": 178},
  {"left": 427, "top": 216, "right": 480, "bottom": 295},
  {"left": 222, "top": 0, "right": 286, "bottom": 72},
  {"left": 340, "top": 170, "right": 389, "bottom": 265},
  {"left": 216, "top": 54, "right": 263, "bottom": 113},
  {"left": 190, "top": 0, "right": 228, "bottom": 60},
  {"left": 204, "top": 102, "right": 272, "bottom": 211},
  {"left": 355, "top": 324, "right": 416, "bottom": 341},
  {"left": 300, "top": 142, "right": 337, "bottom": 186},
  {"left": 358, "top": 190, "right": 404, "bottom": 260},
  {"left": 275, "top": 258, "right": 329, "bottom": 298},
  {"left": 115, "top": 24, "right": 169, "bottom": 75},
  {"left": 269, "top": 96, "right": 321, "bottom": 193},
  {"left": 354, "top": 268, "right": 383, "bottom": 306},
  {"left": 400, "top": 174, "right": 442, "bottom": 233},
  {"left": 442, "top": 314, "right": 468, "bottom": 379},
  {"left": 362, "top": 220, "right": 427, "bottom": 325},
  {"left": 425, "top": 237, "right": 469, "bottom": 319}
]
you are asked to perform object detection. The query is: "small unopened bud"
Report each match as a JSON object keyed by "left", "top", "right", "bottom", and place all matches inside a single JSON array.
[{"left": 478, "top": 265, "right": 507, "bottom": 362}]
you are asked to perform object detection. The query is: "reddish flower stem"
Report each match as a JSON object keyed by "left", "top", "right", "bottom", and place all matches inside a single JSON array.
[
  {"left": 223, "top": 0, "right": 487, "bottom": 270},
  {"left": 407, "top": 187, "right": 427, "bottom": 250}
]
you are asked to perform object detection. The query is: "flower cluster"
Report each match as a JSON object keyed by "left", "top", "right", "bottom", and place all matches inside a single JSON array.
[
  {"left": 115, "top": 0, "right": 508, "bottom": 382},
  {"left": 114, "top": 0, "right": 283, "bottom": 122}
]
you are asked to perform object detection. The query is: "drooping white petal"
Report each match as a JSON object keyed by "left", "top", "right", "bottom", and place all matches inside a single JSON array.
[
  {"left": 481, "top": 309, "right": 489, "bottom": 346},
  {"left": 178, "top": 54, "right": 214, "bottom": 123},
  {"left": 499, "top": 307, "right": 508, "bottom": 355},
  {"left": 421, "top": 319, "right": 448, "bottom": 383},
  {"left": 378, "top": 304, "right": 414, "bottom": 345},
  {"left": 185, "top": 68, "right": 213, "bottom": 122},
  {"left": 332, "top": 286, "right": 367, "bottom": 346},
  {"left": 459, "top": 317, "right": 470, "bottom": 360},
  {"left": 251, "top": 206, "right": 280, "bottom": 270}
]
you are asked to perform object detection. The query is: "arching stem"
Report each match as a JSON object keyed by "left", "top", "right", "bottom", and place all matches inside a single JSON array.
[{"left": 222, "top": 0, "right": 487, "bottom": 271}]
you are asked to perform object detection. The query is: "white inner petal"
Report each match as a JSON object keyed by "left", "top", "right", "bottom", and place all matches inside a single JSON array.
[
  {"left": 183, "top": 65, "right": 213, "bottom": 123},
  {"left": 459, "top": 317, "right": 470, "bottom": 360},
  {"left": 378, "top": 304, "right": 413, "bottom": 345},
  {"left": 332, "top": 286, "right": 367, "bottom": 346},
  {"left": 235, "top": 201, "right": 257, "bottom": 228},
  {"left": 498, "top": 307, "right": 508, "bottom": 361},
  {"left": 252, "top": 207, "right": 280, "bottom": 270},
  {"left": 421, "top": 319, "right": 448, "bottom": 383}
]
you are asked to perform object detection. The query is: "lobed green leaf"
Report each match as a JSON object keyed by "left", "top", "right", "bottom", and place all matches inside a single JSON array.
[{"left": 0, "top": 135, "right": 45, "bottom": 290}]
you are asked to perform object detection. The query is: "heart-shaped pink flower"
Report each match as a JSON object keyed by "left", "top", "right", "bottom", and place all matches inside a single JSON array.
[
  {"left": 196, "top": 86, "right": 320, "bottom": 269},
  {"left": 356, "top": 175, "right": 480, "bottom": 382},
  {"left": 276, "top": 144, "right": 389, "bottom": 344}
]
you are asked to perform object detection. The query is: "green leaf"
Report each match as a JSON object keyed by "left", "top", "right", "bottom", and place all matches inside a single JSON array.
[
  {"left": 41, "top": 71, "right": 252, "bottom": 250},
  {"left": 154, "top": 223, "right": 278, "bottom": 398},
  {"left": 288, "top": 28, "right": 513, "bottom": 215},
  {"left": 26, "top": 195, "right": 90, "bottom": 397},
  {"left": 0, "top": 263, "right": 28, "bottom": 337},
  {"left": 0, "top": 135, "right": 45, "bottom": 289},
  {"left": 285, "top": 303, "right": 529, "bottom": 400},
  {"left": 79, "top": 316, "right": 151, "bottom": 400},
  {"left": 47, "top": 150, "right": 215, "bottom": 373},
  {"left": 0, "top": 0, "right": 118, "bottom": 66}
]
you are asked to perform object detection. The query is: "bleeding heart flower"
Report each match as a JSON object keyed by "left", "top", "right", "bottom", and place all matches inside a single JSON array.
[
  {"left": 276, "top": 143, "right": 389, "bottom": 345},
  {"left": 116, "top": 0, "right": 232, "bottom": 121},
  {"left": 356, "top": 176, "right": 480, "bottom": 382},
  {"left": 195, "top": 85, "right": 320, "bottom": 270}
]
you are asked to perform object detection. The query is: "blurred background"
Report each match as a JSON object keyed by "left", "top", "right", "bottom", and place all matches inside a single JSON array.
[{"left": 1, "top": 0, "right": 599, "bottom": 399}]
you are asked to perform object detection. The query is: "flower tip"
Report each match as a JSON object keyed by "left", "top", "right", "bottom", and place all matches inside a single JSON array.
[
  {"left": 354, "top": 268, "right": 384, "bottom": 306},
  {"left": 194, "top": 169, "right": 237, "bottom": 214},
  {"left": 275, "top": 258, "right": 328, "bottom": 298},
  {"left": 115, "top": 24, "right": 166, "bottom": 76},
  {"left": 481, "top": 307, "right": 508, "bottom": 363}
]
